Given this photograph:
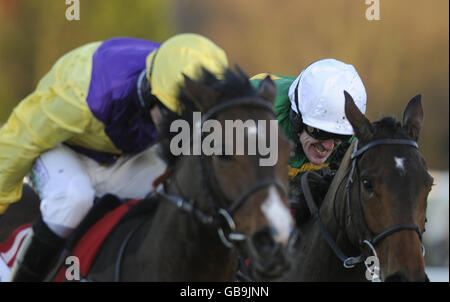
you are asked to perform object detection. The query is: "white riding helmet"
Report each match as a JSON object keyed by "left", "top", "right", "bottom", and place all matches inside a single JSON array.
[{"left": 288, "top": 58, "right": 367, "bottom": 135}]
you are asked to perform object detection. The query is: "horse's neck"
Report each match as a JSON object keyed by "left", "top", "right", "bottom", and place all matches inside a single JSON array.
[
  {"left": 167, "top": 155, "right": 215, "bottom": 214},
  {"left": 115, "top": 155, "right": 237, "bottom": 281},
  {"left": 290, "top": 141, "right": 365, "bottom": 281},
  {"left": 321, "top": 141, "right": 366, "bottom": 279},
  {"left": 323, "top": 140, "right": 355, "bottom": 229},
  {"left": 148, "top": 156, "right": 237, "bottom": 281}
]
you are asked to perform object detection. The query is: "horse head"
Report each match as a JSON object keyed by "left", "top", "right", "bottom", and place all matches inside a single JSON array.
[
  {"left": 160, "top": 67, "right": 295, "bottom": 280},
  {"left": 344, "top": 91, "right": 432, "bottom": 282}
]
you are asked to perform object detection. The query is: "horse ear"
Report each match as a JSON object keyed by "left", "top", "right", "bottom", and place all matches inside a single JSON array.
[
  {"left": 402, "top": 94, "right": 423, "bottom": 141},
  {"left": 257, "top": 75, "right": 277, "bottom": 104},
  {"left": 344, "top": 90, "right": 374, "bottom": 142},
  {"left": 183, "top": 73, "right": 217, "bottom": 112}
]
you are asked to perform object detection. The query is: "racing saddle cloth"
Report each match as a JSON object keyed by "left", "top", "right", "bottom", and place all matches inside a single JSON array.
[{"left": 0, "top": 194, "right": 158, "bottom": 282}]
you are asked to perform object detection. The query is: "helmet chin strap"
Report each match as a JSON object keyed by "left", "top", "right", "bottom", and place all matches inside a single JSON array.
[
  {"left": 289, "top": 75, "right": 305, "bottom": 137},
  {"left": 136, "top": 69, "right": 162, "bottom": 122},
  {"left": 137, "top": 70, "right": 153, "bottom": 108},
  {"left": 289, "top": 109, "right": 303, "bottom": 133},
  {"left": 137, "top": 70, "right": 150, "bottom": 108}
]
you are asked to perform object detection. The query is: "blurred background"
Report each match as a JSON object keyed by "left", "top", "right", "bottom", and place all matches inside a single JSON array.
[{"left": 0, "top": 0, "right": 448, "bottom": 280}]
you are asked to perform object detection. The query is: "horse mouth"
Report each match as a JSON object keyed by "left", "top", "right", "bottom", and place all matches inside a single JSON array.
[{"left": 246, "top": 227, "right": 291, "bottom": 280}]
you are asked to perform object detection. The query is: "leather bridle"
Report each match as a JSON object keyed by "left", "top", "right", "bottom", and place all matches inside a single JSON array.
[
  {"left": 157, "top": 97, "right": 287, "bottom": 248},
  {"left": 301, "top": 138, "right": 425, "bottom": 269}
]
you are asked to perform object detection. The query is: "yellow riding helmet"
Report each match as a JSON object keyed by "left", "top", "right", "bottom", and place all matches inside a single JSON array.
[{"left": 146, "top": 33, "right": 229, "bottom": 114}]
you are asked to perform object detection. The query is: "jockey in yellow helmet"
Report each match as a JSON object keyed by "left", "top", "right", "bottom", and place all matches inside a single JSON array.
[{"left": 0, "top": 33, "right": 228, "bottom": 281}]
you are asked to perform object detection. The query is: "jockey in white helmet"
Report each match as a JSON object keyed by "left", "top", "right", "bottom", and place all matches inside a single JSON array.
[
  {"left": 288, "top": 58, "right": 367, "bottom": 166},
  {"left": 250, "top": 58, "right": 367, "bottom": 223}
]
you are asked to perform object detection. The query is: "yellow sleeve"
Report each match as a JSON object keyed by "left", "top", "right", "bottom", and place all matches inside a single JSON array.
[{"left": 0, "top": 42, "right": 100, "bottom": 214}]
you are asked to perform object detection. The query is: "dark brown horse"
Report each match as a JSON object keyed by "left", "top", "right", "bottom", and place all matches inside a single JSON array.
[
  {"left": 80, "top": 68, "right": 295, "bottom": 281},
  {"left": 1, "top": 68, "right": 294, "bottom": 282},
  {"left": 282, "top": 92, "right": 432, "bottom": 282}
]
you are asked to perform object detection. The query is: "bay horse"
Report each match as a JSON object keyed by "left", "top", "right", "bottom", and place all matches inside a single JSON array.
[
  {"left": 78, "top": 68, "right": 294, "bottom": 281},
  {"left": 1, "top": 68, "right": 294, "bottom": 282},
  {"left": 282, "top": 91, "right": 432, "bottom": 282}
]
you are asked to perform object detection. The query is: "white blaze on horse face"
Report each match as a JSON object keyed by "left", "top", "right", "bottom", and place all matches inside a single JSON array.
[
  {"left": 394, "top": 157, "right": 406, "bottom": 175},
  {"left": 261, "top": 187, "right": 293, "bottom": 245}
]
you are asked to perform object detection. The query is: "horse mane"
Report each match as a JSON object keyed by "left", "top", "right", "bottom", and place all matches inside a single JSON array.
[
  {"left": 372, "top": 116, "right": 410, "bottom": 139},
  {"left": 157, "top": 66, "right": 257, "bottom": 166}
]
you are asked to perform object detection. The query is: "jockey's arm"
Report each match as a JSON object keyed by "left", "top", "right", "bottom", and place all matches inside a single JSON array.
[{"left": 0, "top": 80, "right": 90, "bottom": 215}]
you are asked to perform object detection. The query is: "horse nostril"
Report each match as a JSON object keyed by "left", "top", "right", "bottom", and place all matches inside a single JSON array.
[{"left": 251, "top": 227, "right": 277, "bottom": 256}]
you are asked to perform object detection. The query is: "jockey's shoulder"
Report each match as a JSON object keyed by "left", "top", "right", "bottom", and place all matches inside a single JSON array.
[{"left": 35, "top": 41, "right": 101, "bottom": 100}]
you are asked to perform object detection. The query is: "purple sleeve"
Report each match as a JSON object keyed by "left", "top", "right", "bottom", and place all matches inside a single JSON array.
[{"left": 85, "top": 37, "right": 162, "bottom": 162}]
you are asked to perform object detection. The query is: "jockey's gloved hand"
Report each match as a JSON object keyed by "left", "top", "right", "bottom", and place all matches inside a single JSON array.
[
  {"left": 289, "top": 168, "right": 334, "bottom": 225},
  {"left": 313, "top": 168, "right": 334, "bottom": 204}
]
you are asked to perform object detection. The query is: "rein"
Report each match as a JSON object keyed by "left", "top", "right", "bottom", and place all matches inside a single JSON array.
[
  {"left": 157, "top": 97, "right": 286, "bottom": 248},
  {"left": 301, "top": 138, "right": 425, "bottom": 269}
]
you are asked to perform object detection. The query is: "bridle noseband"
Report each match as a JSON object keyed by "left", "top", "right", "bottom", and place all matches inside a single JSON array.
[
  {"left": 158, "top": 97, "right": 287, "bottom": 248},
  {"left": 302, "top": 138, "right": 425, "bottom": 270}
]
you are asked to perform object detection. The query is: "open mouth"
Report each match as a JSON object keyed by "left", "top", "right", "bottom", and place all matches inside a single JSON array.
[{"left": 314, "top": 143, "right": 329, "bottom": 155}]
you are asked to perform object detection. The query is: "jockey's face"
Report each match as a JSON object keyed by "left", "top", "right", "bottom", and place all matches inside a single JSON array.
[{"left": 298, "top": 130, "right": 340, "bottom": 165}]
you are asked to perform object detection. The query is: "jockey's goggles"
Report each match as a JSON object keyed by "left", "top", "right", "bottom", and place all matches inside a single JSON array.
[{"left": 304, "top": 125, "right": 351, "bottom": 143}]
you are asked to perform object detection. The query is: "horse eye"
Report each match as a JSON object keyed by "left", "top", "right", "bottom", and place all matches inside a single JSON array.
[{"left": 362, "top": 178, "right": 374, "bottom": 193}]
